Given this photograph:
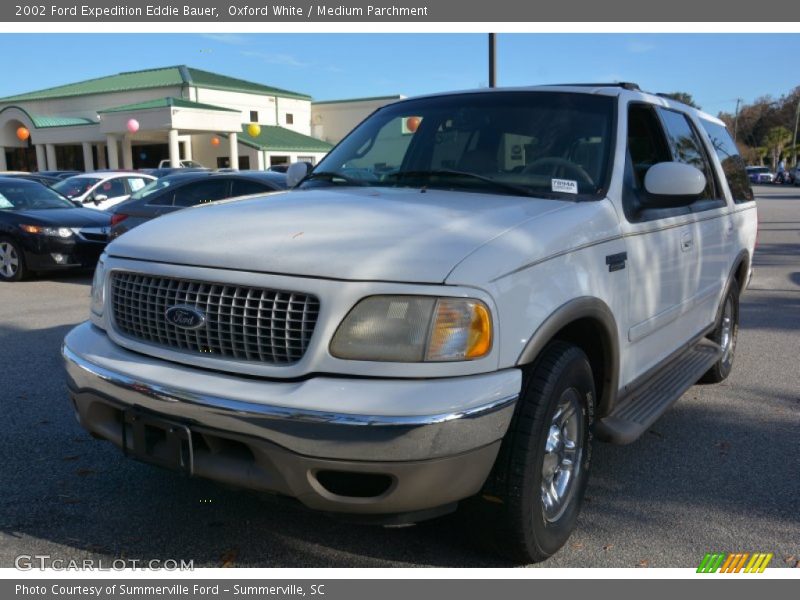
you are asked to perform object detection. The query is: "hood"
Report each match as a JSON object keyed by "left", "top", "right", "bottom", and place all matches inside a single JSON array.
[
  {"left": 108, "top": 187, "right": 569, "bottom": 283},
  {"left": 15, "top": 207, "right": 111, "bottom": 227}
]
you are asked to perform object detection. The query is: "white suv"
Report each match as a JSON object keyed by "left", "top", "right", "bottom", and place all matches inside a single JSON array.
[{"left": 62, "top": 84, "right": 757, "bottom": 563}]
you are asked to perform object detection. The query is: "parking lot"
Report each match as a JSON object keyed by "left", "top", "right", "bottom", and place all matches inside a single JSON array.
[{"left": 0, "top": 185, "right": 797, "bottom": 568}]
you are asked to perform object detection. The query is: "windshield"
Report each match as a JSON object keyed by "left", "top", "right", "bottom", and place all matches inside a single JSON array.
[
  {"left": 53, "top": 177, "right": 101, "bottom": 199},
  {"left": 0, "top": 181, "right": 75, "bottom": 210},
  {"left": 306, "top": 91, "right": 615, "bottom": 198}
]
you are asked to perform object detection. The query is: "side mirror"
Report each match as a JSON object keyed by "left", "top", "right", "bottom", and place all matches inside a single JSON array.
[
  {"left": 92, "top": 194, "right": 108, "bottom": 205},
  {"left": 643, "top": 162, "right": 706, "bottom": 208},
  {"left": 286, "top": 162, "right": 311, "bottom": 188}
]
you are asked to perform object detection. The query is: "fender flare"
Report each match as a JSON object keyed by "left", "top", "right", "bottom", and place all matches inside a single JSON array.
[{"left": 516, "top": 296, "right": 620, "bottom": 415}]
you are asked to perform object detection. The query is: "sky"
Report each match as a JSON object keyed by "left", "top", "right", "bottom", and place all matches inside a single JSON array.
[{"left": 0, "top": 33, "right": 797, "bottom": 116}]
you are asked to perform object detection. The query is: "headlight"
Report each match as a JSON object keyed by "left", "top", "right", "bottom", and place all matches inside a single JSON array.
[
  {"left": 330, "top": 295, "right": 492, "bottom": 362},
  {"left": 19, "top": 224, "right": 73, "bottom": 238},
  {"left": 90, "top": 258, "right": 106, "bottom": 317}
]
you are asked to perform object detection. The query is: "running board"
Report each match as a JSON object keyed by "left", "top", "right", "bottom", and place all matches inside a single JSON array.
[{"left": 595, "top": 338, "right": 721, "bottom": 444}]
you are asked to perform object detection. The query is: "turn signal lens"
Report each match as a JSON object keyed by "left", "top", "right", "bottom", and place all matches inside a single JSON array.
[{"left": 426, "top": 299, "right": 492, "bottom": 361}]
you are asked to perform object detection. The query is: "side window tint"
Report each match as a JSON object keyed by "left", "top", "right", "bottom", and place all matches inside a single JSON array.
[
  {"left": 231, "top": 180, "right": 272, "bottom": 197},
  {"left": 656, "top": 108, "right": 715, "bottom": 199},
  {"left": 626, "top": 104, "right": 672, "bottom": 189},
  {"left": 99, "top": 178, "right": 126, "bottom": 198},
  {"left": 699, "top": 120, "right": 754, "bottom": 204},
  {"left": 173, "top": 180, "right": 230, "bottom": 207}
]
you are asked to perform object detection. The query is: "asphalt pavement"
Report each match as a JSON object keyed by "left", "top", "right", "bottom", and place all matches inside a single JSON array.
[{"left": 0, "top": 185, "right": 797, "bottom": 568}]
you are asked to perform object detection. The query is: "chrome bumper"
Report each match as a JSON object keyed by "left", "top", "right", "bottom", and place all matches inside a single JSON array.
[{"left": 63, "top": 322, "right": 520, "bottom": 462}]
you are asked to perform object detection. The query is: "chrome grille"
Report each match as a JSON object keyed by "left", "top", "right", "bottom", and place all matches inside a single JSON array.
[{"left": 110, "top": 271, "right": 319, "bottom": 365}]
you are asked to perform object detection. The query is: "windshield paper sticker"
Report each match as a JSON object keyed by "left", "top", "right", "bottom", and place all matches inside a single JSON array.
[
  {"left": 0, "top": 194, "right": 11, "bottom": 208},
  {"left": 551, "top": 179, "right": 578, "bottom": 194}
]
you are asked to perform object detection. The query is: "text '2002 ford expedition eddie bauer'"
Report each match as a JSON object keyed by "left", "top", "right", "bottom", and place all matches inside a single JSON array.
[{"left": 63, "top": 83, "right": 757, "bottom": 563}]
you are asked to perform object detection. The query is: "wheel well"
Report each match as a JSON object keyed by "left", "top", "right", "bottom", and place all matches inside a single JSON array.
[
  {"left": 734, "top": 255, "right": 749, "bottom": 292},
  {"left": 550, "top": 318, "right": 614, "bottom": 416}
]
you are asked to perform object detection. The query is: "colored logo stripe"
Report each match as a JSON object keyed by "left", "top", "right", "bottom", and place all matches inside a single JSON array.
[{"left": 697, "top": 552, "right": 773, "bottom": 573}]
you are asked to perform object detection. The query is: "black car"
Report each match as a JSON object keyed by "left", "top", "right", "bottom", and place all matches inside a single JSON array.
[
  {"left": 0, "top": 177, "right": 111, "bottom": 282},
  {"left": 2, "top": 172, "right": 62, "bottom": 187},
  {"left": 38, "top": 170, "right": 82, "bottom": 180},
  {"left": 109, "top": 170, "right": 287, "bottom": 238}
]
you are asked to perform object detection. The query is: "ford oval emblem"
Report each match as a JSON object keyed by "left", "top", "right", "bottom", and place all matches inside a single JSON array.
[{"left": 165, "top": 305, "right": 206, "bottom": 330}]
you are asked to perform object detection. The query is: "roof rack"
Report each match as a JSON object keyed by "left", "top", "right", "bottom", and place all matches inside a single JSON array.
[{"left": 546, "top": 82, "right": 641, "bottom": 91}]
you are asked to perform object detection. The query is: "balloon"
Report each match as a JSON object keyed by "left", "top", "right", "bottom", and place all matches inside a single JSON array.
[
  {"left": 247, "top": 123, "right": 261, "bottom": 137},
  {"left": 16, "top": 126, "right": 30, "bottom": 141},
  {"left": 211, "top": 137, "right": 220, "bottom": 146},
  {"left": 126, "top": 119, "right": 139, "bottom": 133},
  {"left": 406, "top": 116, "right": 421, "bottom": 133}
]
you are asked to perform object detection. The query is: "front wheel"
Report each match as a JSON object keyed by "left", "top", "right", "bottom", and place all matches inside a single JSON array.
[
  {"left": 486, "top": 341, "right": 595, "bottom": 563},
  {"left": 0, "top": 237, "right": 26, "bottom": 282},
  {"left": 701, "top": 279, "right": 740, "bottom": 383}
]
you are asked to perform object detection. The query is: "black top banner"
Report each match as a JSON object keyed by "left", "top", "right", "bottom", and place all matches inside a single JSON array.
[{"left": 1, "top": 0, "right": 794, "bottom": 22}]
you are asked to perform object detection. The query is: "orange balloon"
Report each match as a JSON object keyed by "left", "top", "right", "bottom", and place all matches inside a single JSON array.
[
  {"left": 16, "top": 126, "right": 30, "bottom": 141},
  {"left": 406, "top": 117, "right": 421, "bottom": 133},
  {"left": 211, "top": 136, "right": 220, "bottom": 146}
]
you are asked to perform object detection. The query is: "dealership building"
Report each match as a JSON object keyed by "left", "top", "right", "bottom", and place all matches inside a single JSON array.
[{"left": 0, "top": 65, "right": 334, "bottom": 172}]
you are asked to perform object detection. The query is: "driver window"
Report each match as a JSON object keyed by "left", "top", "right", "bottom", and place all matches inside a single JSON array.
[
  {"left": 627, "top": 104, "right": 672, "bottom": 189},
  {"left": 98, "top": 178, "right": 126, "bottom": 198}
]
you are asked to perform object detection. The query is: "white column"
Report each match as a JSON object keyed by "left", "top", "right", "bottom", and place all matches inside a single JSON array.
[
  {"left": 121, "top": 135, "right": 133, "bottom": 170},
  {"left": 106, "top": 135, "right": 119, "bottom": 170},
  {"left": 183, "top": 137, "right": 193, "bottom": 161},
  {"left": 96, "top": 144, "right": 106, "bottom": 169},
  {"left": 228, "top": 132, "right": 239, "bottom": 171},
  {"left": 168, "top": 129, "right": 180, "bottom": 168},
  {"left": 81, "top": 142, "right": 94, "bottom": 172},
  {"left": 256, "top": 150, "right": 265, "bottom": 171},
  {"left": 0, "top": 147, "right": 6, "bottom": 171},
  {"left": 45, "top": 144, "right": 57, "bottom": 170},
  {"left": 35, "top": 145, "right": 47, "bottom": 172}
]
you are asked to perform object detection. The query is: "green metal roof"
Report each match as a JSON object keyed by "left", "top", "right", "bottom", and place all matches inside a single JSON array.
[
  {"left": 312, "top": 95, "right": 404, "bottom": 105},
  {"left": 234, "top": 125, "right": 333, "bottom": 153},
  {"left": 98, "top": 97, "right": 239, "bottom": 114},
  {"left": 30, "top": 115, "right": 97, "bottom": 128},
  {"left": 0, "top": 65, "right": 311, "bottom": 103}
]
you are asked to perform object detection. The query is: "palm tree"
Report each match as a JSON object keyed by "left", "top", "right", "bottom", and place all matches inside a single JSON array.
[{"left": 761, "top": 126, "right": 792, "bottom": 170}]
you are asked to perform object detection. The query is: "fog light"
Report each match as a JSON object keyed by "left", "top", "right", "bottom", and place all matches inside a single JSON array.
[{"left": 51, "top": 253, "right": 67, "bottom": 264}]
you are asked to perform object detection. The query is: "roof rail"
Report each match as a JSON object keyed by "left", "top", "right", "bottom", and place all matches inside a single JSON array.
[{"left": 546, "top": 82, "right": 641, "bottom": 91}]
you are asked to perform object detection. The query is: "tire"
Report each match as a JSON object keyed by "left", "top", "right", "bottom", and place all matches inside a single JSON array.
[
  {"left": 700, "top": 279, "right": 740, "bottom": 383},
  {"left": 0, "top": 237, "right": 26, "bottom": 282},
  {"left": 482, "top": 341, "right": 595, "bottom": 564}
]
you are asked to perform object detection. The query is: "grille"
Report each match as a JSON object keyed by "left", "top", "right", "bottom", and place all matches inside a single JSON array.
[{"left": 110, "top": 271, "right": 320, "bottom": 365}]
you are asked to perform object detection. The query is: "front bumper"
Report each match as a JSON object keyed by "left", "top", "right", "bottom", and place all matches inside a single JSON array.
[
  {"left": 21, "top": 234, "right": 105, "bottom": 270},
  {"left": 63, "top": 322, "right": 520, "bottom": 516}
]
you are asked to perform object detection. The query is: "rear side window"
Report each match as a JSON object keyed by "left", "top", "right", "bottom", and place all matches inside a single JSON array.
[
  {"left": 98, "top": 178, "right": 127, "bottom": 198},
  {"left": 231, "top": 179, "right": 273, "bottom": 197},
  {"left": 173, "top": 179, "right": 230, "bottom": 207},
  {"left": 699, "top": 120, "right": 754, "bottom": 204},
  {"left": 656, "top": 108, "right": 716, "bottom": 200}
]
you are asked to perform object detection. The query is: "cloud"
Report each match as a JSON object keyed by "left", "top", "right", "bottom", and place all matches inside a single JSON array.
[
  {"left": 241, "top": 51, "right": 310, "bottom": 68},
  {"left": 627, "top": 40, "right": 655, "bottom": 54},
  {"left": 201, "top": 33, "right": 248, "bottom": 45}
]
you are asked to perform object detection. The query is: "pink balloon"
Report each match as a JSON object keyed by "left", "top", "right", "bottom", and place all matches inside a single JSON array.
[{"left": 126, "top": 119, "right": 140, "bottom": 133}]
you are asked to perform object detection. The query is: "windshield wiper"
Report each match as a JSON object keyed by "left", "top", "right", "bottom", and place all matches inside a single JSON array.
[
  {"left": 302, "top": 171, "right": 370, "bottom": 186},
  {"left": 384, "top": 169, "right": 538, "bottom": 197}
]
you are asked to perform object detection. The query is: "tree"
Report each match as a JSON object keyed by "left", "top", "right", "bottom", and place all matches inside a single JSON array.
[
  {"left": 661, "top": 92, "right": 701, "bottom": 109},
  {"left": 761, "top": 126, "right": 792, "bottom": 170}
]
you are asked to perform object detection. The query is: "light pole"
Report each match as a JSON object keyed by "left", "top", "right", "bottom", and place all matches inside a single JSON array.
[
  {"left": 793, "top": 99, "right": 800, "bottom": 168},
  {"left": 733, "top": 98, "right": 742, "bottom": 143},
  {"left": 489, "top": 33, "right": 496, "bottom": 88}
]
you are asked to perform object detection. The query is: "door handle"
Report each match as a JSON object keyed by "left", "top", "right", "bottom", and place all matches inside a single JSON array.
[{"left": 681, "top": 232, "right": 693, "bottom": 252}]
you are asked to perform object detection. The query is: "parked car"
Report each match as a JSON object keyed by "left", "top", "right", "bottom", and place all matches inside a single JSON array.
[
  {"left": 746, "top": 165, "right": 774, "bottom": 184},
  {"left": 63, "top": 84, "right": 757, "bottom": 564},
  {"left": 38, "top": 170, "right": 82, "bottom": 180},
  {"left": 139, "top": 167, "right": 209, "bottom": 179},
  {"left": 109, "top": 170, "right": 287, "bottom": 238},
  {"left": 157, "top": 159, "right": 206, "bottom": 169},
  {"left": 0, "top": 177, "right": 111, "bottom": 281},
  {"left": 0, "top": 171, "right": 61, "bottom": 187},
  {"left": 52, "top": 172, "right": 156, "bottom": 211}
]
